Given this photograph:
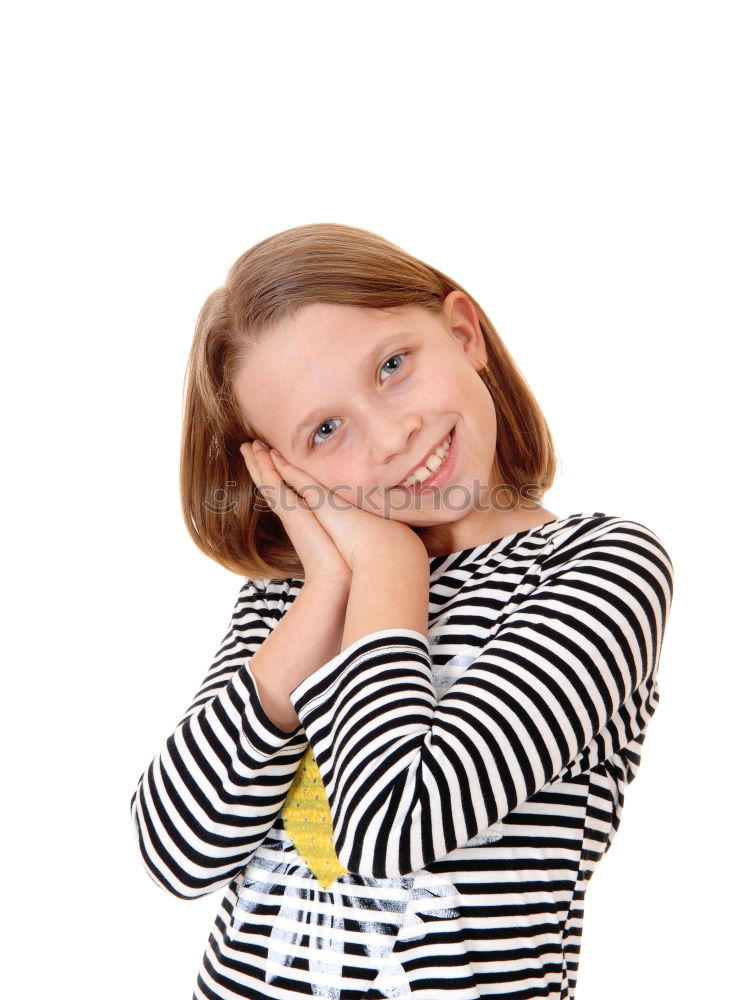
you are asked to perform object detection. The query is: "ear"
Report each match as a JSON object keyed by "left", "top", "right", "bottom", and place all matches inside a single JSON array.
[{"left": 441, "top": 290, "right": 487, "bottom": 369}]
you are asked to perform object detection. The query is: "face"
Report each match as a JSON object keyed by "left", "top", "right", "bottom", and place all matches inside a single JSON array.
[{"left": 233, "top": 291, "right": 507, "bottom": 553}]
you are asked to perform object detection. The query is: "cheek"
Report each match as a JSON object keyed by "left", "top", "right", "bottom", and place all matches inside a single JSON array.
[
  {"left": 467, "top": 378, "right": 497, "bottom": 437},
  {"left": 478, "top": 390, "right": 497, "bottom": 432},
  {"left": 330, "top": 479, "right": 388, "bottom": 516},
  {"left": 483, "top": 394, "right": 498, "bottom": 443},
  {"left": 318, "top": 458, "right": 367, "bottom": 500}
]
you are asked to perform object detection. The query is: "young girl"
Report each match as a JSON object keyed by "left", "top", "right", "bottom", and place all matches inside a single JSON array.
[{"left": 131, "top": 223, "right": 674, "bottom": 1000}]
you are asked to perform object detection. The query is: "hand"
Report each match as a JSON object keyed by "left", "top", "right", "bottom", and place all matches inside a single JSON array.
[
  {"left": 240, "top": 440, "right": 351, "bottom": 589},
  {"left": 241, "top": 441, "right": 427, "bottom": 575}
]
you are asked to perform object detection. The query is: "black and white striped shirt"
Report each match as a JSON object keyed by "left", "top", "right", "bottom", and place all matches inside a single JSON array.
[{"left": 131, "top": 511, "right": 674, "bottom": 999}]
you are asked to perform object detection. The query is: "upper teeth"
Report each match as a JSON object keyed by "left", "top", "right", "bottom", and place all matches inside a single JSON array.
[{"left": 399, "top": 433, "right": 452, "bottom": 488}]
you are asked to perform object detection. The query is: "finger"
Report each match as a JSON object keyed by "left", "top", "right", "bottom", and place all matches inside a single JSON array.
[
  {"left": 267, "top": 451, "right": 331, "bottom": 508},
  {"left": 240, "top": 443, "right": 268, "bottom": 485},
  {"left": 268, "top": 451, "right": 363, "bottom": 524},
  {"left": 249, "top": 443, "right": 322, "bottom": 516},
  {"left": 239, "top": 442, "right": 257, "bottom": 478},
  {"left": 240, "top": 442, "right": 286, "bottom": 506},
  {"left": 269, "top": 447, "right": 327, "bottom": 484}
]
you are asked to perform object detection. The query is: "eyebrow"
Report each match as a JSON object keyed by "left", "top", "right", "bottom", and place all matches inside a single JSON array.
[{"left": 290, "top": 332, "right": 409, "bottom": 448}]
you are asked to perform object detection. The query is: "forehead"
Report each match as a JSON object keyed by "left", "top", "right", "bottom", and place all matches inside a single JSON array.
[
  {"left": 277, "top": 301, "right": 424, "bottom": 337},
  {"left": 235, "top": 302, "right": 442, "bottom": 444},
  {"left": 249, "top": 301, "right": 445, "bottom": 368}
]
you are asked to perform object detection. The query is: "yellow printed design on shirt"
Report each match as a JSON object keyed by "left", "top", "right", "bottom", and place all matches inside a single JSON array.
[{"left": 281, "top": 745, "right": 350, "bottom": 890}]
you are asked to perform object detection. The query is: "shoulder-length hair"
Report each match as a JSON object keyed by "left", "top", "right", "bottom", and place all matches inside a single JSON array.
[{"left": 180, "top": 223, "right": 557, "bottom": 579}]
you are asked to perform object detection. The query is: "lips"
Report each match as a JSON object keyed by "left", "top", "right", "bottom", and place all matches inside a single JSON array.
[{"left": 393, "top": 428, "right": 455, "bottom": 490}]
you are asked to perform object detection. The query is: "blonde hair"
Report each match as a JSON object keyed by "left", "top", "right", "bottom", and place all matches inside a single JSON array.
[{"left": 180, "top": 223, "right": 557, "bottom": 579}]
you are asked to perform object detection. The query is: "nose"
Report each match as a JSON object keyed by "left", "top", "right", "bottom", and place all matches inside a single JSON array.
[{"left": 368, "top": 413, "right": 422, "bottom": 467}]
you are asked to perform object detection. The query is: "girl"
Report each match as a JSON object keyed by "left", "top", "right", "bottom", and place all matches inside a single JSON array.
[{"left": 131, "top": 223, "right": 674, "bottom": 1000}]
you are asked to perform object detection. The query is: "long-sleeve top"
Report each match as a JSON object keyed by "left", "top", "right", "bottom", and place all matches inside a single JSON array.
[{"left": 130, "top": 511, "right": 674, "bottom": 1000}]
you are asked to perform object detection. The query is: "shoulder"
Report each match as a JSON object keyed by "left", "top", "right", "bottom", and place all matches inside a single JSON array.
[
  {"left": 232, "top": 575, "right": 305, "bottom": 618},
  {"left": 540, "top": 512, "right": 674, "bottom": 584},
  {"left": 545, "top": 512, "right": 670, "bottom": 551}
]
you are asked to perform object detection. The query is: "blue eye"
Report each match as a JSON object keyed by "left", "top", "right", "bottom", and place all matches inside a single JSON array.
[
  {"left": 311, "top": 418, "right": 342, "bottom": 446},
  {"left": 309, "top": 353, "right": 408, "bottom": 448},
  {"left": 380, "top": 353, "right": 406, "bottom": 379}
]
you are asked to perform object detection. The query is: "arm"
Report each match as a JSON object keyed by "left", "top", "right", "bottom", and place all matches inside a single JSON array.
[
  {"left": 288, "top": 519, "right": 675, "bottom": 879},
  {"left": 340, "top": 545, "right": 430, "bottom": 650},
  {"left": 130, "top": 575, "right": 349, "bottom": 899}
]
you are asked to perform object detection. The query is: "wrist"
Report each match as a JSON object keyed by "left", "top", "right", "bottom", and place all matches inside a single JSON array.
[
  {"left": 342, "top": 542, "right": 430, "bottom": 649},
  {"left": 351, "top": 541, "right": 429, "bottom": 577},
  {"left": 302, "top": 572, "right": 352, "bottom": 597},
  {"left": 350, "top": 531, "right": 428, "bottom": 573}
]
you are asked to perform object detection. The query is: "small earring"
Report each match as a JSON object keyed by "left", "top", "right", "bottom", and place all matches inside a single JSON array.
[{"left": 479, "top": 361, "right": 490, "bottom": 375}]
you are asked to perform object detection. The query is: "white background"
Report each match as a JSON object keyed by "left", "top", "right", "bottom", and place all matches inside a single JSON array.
[{"left": 2, "top": 2, "right": 743, "bottom": 997}]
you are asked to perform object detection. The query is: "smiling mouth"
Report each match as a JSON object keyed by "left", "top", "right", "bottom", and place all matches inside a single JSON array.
[{"left": 393, "top": 429, "right": 454, "bottom": 490}]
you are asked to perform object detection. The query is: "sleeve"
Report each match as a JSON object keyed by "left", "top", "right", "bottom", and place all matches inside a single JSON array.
[
  {"left": 288, "top": 519, "right": 674, "bottom": 879},
  {"left": 130, "top": 577, "right": 308, "bottom": 899}
]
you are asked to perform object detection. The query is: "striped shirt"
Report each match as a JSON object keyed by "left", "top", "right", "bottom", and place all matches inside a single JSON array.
[{"left": 130, "top": 511, "right": 674, "bottom": 999}]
